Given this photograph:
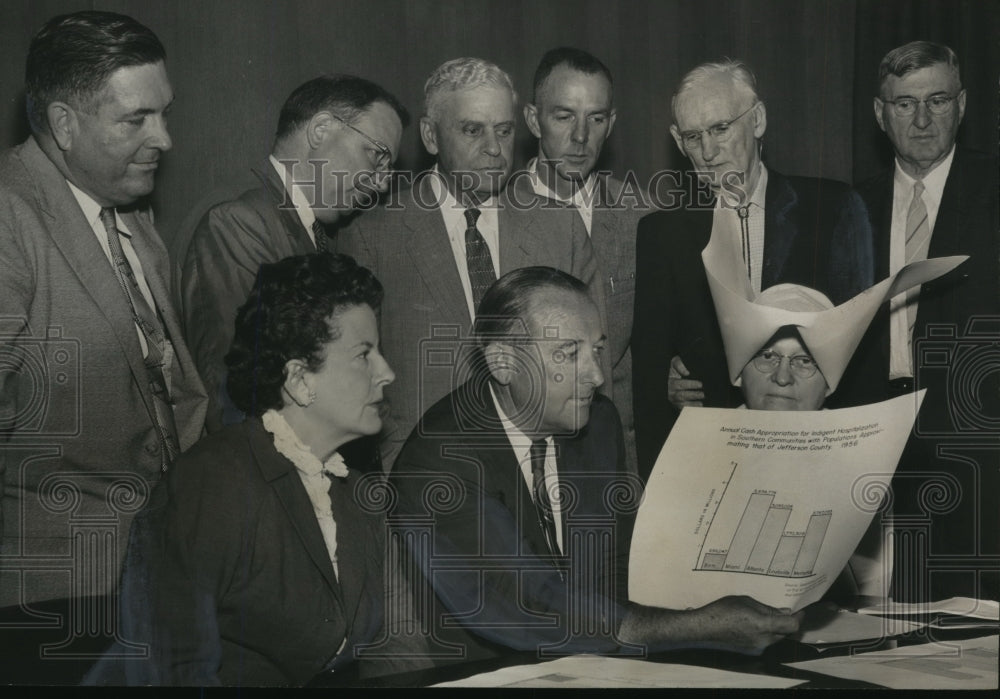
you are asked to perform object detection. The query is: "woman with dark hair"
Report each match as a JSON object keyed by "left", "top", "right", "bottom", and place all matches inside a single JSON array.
[{"left": 110, "top": 253, "right": 425, "bottom": 686}]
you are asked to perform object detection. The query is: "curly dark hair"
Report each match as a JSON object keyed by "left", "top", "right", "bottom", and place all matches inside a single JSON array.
[{"left": 225, "top": 252, "right": 383, "bottom": 416}]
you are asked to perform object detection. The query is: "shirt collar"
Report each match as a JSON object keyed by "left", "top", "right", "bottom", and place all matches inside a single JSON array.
[
  {"left": 269, "top": 154, "right": 317, "bottom": 230},
  {"left": 489, "top": 383, "right": 545, "bottom": 457},
  {"left": 429, "top": 165, "right": 497, "bottom": 211},
  {"left": 66, "top": 180, "right": 132, "bottom": 237},
  {"left": 526, "top": 156, "right": 598, "bottom": 207},
  {"left": 717, "top": 163, "right": 767, "bottom": 210},
  {"left": 893, "top": 145, "right": 954, "bottom": 205}
]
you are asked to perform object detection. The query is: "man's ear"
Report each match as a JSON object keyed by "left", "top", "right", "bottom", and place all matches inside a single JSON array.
[
  {"left": 606, "top": 109, "right": 618, "bottom": 139},
  {"left": 47, "top": 102, "right": 76, "bottom": 151},
  {"left": 751, "top": 101, "right": 767, "bottom": 139},
  {"left": 873, "top": 97, "right": 887, "bottom": 133},
  {"left": 956, "top": 88, "right": 967, "bottom": 124},
  {"left": 523, "top": 103, "right": 541, "bottom": 139},
  {"left": 669, "top": 124, "right": 686, "bottom": 156},
  {"left": 282, "top": 358, "right": 314, "bottom": 407},
  {"left": 306, "top": 111, "right": 335, "bottom": 150},
  {"left": 419, "top": 116, "right": 439, "bottom": 155},
  {"left": 483, "top": 341, "right": 515, "bottom": 385}
]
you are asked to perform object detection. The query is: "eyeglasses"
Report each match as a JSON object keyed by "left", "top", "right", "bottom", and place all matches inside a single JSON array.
[
  {"left": 880, "top": 93, "right": 961, "bottom": 118},
  {"left": 750, "top": 349, "right": 819, "bottom": 378},
  {"left": 678, "top": 102, "right": 758, "bottom": 150},
  {"left": 330, "top": 113, "right": 393, "bottom": 170}
]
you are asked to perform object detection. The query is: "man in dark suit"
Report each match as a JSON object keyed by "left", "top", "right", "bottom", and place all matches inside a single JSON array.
[
  {"left": 632, "top": 59, "right": 874, "bottom": 481},
  {"left": 181, "top": 75, "right": 408, "bottom": 435},
  {"left": 517, "top": 47, "right": 648, "bottom": 477},
  {"left": 390, "top": 266, "right": 801, "bottom": 665},
  {"left": 856, "top": 41, "right": 999, "bottom": 602},
  {"left": 0, "top": 10, "right": 206, "bottom": 681},
  {"left": 338, "top": 58, "right": 599, "bottom": 470}
]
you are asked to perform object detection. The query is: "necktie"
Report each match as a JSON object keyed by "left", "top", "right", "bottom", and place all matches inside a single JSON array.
[
  {"left": 737, "top": 205, "right": 752, "bottom": 283},
  {"left": 100, "top": 208, "right": 180, "bottom": 467},
  {"left": 464, "top": 207, "right": 496, "bottom": 313},
  {"left": 903, "top": 181, "right": 931, "bottom": 334},
  {"left": 312, "top": 220, "right": 329, "bottom": 252},
  {"left": 530, "top": 438, "right": 561, "bottom": 560}
]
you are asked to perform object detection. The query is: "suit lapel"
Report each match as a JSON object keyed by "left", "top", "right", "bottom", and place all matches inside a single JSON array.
[
  {"left": 762, "top": 171, "right": 799, "bottom": 289},
  {"left": 254, "top": 162, "right": 317, "bottom": 254},
  {"left": 499, "top": 187, "right": 545, "bottom": 274},
  {"left": 327, "top": 474, "right": 367, "bottom": 628},
  {"left": 249, "top": 421, "right": 344, "bottom": 602},
  {"left": 405, "top": 176, "right": 472, "bottom": 326},
  {"left": 21, "top": 138, "right": 152, "bottom": 403}
]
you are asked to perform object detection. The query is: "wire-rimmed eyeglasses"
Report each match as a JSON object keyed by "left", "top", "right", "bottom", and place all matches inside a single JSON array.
[{"left": 750, "top": 349, "right": 820, "bottom": 379}]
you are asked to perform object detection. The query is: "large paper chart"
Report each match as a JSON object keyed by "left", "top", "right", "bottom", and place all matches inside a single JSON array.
[{"left": 629, "top": 392, "right": 924, "bottom": 612}]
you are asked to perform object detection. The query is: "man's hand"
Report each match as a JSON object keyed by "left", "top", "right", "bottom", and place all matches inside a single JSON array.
[
  {"left": 667, "top": 355, "right": 704, "bottom": 409},
  {"left": 620, "top": 595, "right": 803, "bottom": 655}
]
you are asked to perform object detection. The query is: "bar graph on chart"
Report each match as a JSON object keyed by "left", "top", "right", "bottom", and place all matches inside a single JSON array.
[{"left": 696, "top": 464, "right": 832, "bottom": 578}]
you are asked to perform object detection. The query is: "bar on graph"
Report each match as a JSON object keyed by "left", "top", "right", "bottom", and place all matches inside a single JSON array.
[
  {"left": 768, "top": 534, "right": 803, "bottom": 576},
  {"left": 723, "top": 491, "right": 773, "bottom": 571},
  {"left": 701, "top": 552, "right": 727, "bottom": 570},
  {"left": 792, "top": 511, "right": 832, "bottom": 575},
  {"left": 746, "top": 505, "right": 791, "bottom": 573}
]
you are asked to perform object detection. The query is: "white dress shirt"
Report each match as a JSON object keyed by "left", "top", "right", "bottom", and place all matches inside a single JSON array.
[
  {"left": 888, "top": 146, "right": 954, "bottom": 379},
  {"left": 430, "top": 169, "right": 500, "bottom": 320},
  {"left": 713, "top": 164, "right": 768, "bottom": 295},
  {"left": 489, "top": 384, "right": 563, "bottom": 554}
]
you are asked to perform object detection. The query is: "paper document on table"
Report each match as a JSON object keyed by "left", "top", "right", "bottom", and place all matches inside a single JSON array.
[
  {"left": 858, "top": 597, "right": 999, "bottom": 621},
  {"left": 784, "top": 634, "right": 998, "bottom": 689},
  {"left": 433, "top": 654, "right": 805, "bottom": 688},
  {"left": 796, "top": 607, "right": 925, "bottom": 645},
  {"left": 630, "top": 393, "right": 924, "bottom": 612}
]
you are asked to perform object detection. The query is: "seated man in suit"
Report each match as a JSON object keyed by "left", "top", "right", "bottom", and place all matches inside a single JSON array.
[
  {"left": 390, "top": 266, "right": 801, "bottom": 665},
  {"left": 516, "top": 46, "right": 648, "bottom": 477},
  {"left": 181, "top": 74, "right": 408, "bottom": 435},
  {"left": 855, "top": 41, "right": 999, "bottom": 602},
  {"left": 338, "top": 58, "right": 598, "bottom": 470},
  {"left": 633, "top": 59, "right": 874, "bottom": 482},
  {"left": 0, "top": 10, "right": 206, "bottom": 682}
]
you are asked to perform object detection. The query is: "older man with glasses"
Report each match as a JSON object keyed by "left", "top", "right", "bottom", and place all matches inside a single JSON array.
[
  {"left": 180, "top": 74, "right": 408, "bottom": 441},
  {"left": 632, "top": 59, "right": 875, "bottom": 482},
  {"left": 854, "top": 41, "right": 999, "bottom": 604}
]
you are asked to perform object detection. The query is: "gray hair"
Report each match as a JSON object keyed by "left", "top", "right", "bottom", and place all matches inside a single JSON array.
[
  {"left": 878, "top": 41, "right": 960, "bottom": 93},
  {"left": 424, "top": 57, "right": 517, "bottom": 121},
  {"left": 671, "top": 59, "right": 760, "bottom": 122}
]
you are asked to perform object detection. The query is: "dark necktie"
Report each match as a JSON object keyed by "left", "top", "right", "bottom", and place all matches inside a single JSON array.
[
  {"left": 530, "top": 438, "right": 561, "bottom": 560},
  {"left": 100, "top": 207, "right": 180, "bottom": 468},
  {"left": 737, "top": 205, "right": 752, "bottom": 283},
  {"left": 312, "top": 220, "right": 329, "bottom": 252},
  {"left": 464, "top": 207, "right": 496, "bottom": 313}
]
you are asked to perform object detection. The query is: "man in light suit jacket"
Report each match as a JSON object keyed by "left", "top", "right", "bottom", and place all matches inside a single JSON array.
[
  {"left": 632, "top": 59, "right": 874, "bottom": 481},
  {"left": 181, "top": 75, "right": 408, "bottom": 436},
  {"left": 0, "top": 10, "right": 206, "bottom": 681},
  {"left": 854, "top": 41, "right": 999, "bottom": 602},
  {"left": 516, "top": 47, "right": 648, "bottom": 477},
  {"left": 338, "top": 57, "right": 599, "bottom": 470}
]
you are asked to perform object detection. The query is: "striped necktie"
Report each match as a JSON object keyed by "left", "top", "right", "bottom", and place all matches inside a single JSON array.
[{"left": 464, "top": 207, "right": 496, "bottom": 312}]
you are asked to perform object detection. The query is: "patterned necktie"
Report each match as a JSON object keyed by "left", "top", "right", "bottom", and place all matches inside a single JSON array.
[
  {"left": 100, "top": 207, "right": 180, "bottom": 467},
  {"left": 530, "top": 438, "right": 561, "bottom": 559},
  {"left": 903, "top": 181, "right": 931, "bottom": 334},
  {"left": 312, "top": 220, "right": 329, "bottom": 252},
  {"left": 464, "top": 207, "right": 496, "bottom": 313}
]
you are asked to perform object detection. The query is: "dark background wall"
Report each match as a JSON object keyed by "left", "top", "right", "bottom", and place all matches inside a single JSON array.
[{"left": 1, "top": 0, "right": 996, "bottom": 254}]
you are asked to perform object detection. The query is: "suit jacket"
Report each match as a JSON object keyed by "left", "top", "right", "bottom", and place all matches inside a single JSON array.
[
  {"left": 337, "top": 173, "right": 599, "bottom": 470},
  {"left": 0, "top": 136, "right": 207, "bottom": 606},
  {"left": 180, "top": 163, "right": 317, "bottom": 433},
  {"left": 856, "top": 149, "right": 1000, "bottom": 602},
  {"left": 123, "top": 419, "right": 391, "bottom": 686},
  {"left": 389, "top": 377, "right": 638, "bottom": 665},
  {"left": 632, "top": 169, "right": 874, "bottom": 481},
  {"left": 508, "top": 170, "right": 648, "bottom": 477}
]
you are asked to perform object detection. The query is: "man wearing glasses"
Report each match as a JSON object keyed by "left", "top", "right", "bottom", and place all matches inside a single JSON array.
[
  {"left": 856, "top": 41, "right": 999, "bottom": 603},
  {"left": 631, "top": 60, "right": 874, "bottom": 482},
  {"left": 181, "top": 75, "right": 408, "bottom": 435}
]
